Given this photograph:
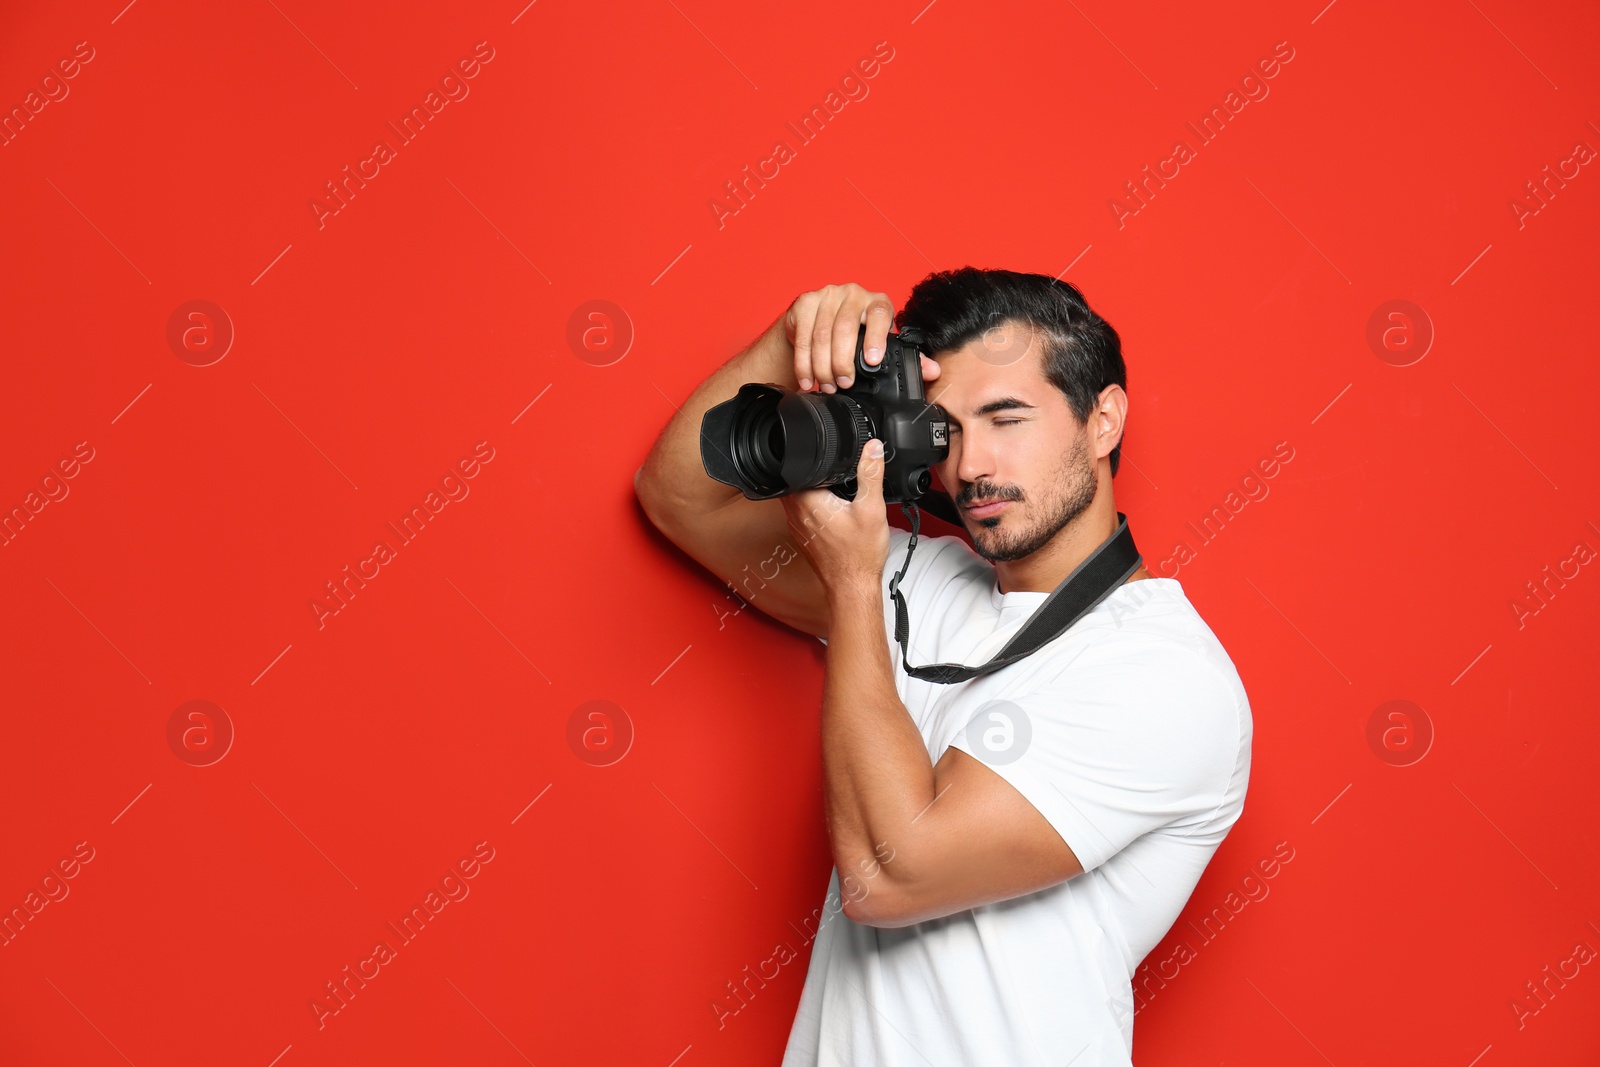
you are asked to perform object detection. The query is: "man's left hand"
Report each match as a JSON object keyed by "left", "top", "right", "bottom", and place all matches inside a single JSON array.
[{"left": 781, "top": 439, "right": 891, "bottom": 598}]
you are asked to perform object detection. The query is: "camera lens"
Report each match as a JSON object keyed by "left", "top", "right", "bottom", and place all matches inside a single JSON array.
[
  {"left": 747, "top": 405, "right": 782, "bottom": 469},
  {"left": 775, "top": 392, "right": 873, "bottom": 491},
  {"left": 723, "top": 397, "right": 788, "bottom": 496},
  {"left": 765, "top": 411, "right": 784, "bottom": 459},
  {"left": 700, "top": 381, "right": 878, "bottom": 500}
]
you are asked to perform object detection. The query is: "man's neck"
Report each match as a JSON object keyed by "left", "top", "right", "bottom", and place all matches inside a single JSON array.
[{"left": 992, "top": 497, "right": 1149, "bottom": 595}]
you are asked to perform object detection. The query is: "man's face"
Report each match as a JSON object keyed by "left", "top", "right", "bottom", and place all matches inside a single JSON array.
[{"left": 923, "top": 320, "right": 1100, "bottom": 564}]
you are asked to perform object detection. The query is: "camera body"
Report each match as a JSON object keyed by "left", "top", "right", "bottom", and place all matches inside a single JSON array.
[{"left": 701, "top": 324, "right": 950, "bottom": 505}]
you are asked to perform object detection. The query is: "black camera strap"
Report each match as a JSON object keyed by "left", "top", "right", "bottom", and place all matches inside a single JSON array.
[{"left": 888, "top": 502, "right": 1144, "bottom": 684}]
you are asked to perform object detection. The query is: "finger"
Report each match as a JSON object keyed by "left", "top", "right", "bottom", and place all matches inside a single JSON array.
[
  {"left": 830, "top": 301, "right": 863, "bottom": 391},
  {"left": 782, "top": 294, "right": 802, "bottom": 347},
  {"left": 790, "top": 294, "right": 819, "bottom": 391},
  {"left": 825, "top": 287, "right": 889, "bottom": 391},
  {"left": 861, "top": 298, "right": 895, "bottom": 368},
  {"left": 813, "top": 287, "right": 845, "bottom": 392},
  {"left": 857, "top": 438, "right": 886, "bottom": 503},
  {"left": 919, "top": 353, "right": 941, "bottom": 382}
]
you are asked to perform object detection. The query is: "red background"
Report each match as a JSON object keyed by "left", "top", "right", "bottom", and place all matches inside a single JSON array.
[{"left": 2, "top": 0, "right": 1598, "bottom": 1064}]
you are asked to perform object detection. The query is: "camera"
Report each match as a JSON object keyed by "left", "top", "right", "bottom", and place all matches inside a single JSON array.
[{"left": 700, "top": 324, "right": 950, "bottom": 505}]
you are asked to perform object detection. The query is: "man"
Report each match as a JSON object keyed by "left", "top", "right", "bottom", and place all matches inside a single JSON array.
[{"left": 634, "top": 269, "right": 1252, "bottom": 1065}]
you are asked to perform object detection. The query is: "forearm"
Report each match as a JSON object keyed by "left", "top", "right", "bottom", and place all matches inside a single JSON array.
[
  {"left": 821, "top": 581, "right": 937, "bottom": 898},
  {"left": 635, "top": 313, "right": 797, "bottom": 515}
]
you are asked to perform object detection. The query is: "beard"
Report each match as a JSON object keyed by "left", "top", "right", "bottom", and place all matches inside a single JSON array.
[{"left": 961, "top": 432, "right": 1098, "bottom": 564}]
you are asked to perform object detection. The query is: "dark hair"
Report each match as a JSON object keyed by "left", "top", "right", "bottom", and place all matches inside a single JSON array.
[{"left": 896, "top": 267, "right": 1127, "bottom": 477}]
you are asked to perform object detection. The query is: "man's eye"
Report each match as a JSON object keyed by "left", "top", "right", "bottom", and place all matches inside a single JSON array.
[{"left": 949, "top": 420, "right": 1023, "bottom": 433}]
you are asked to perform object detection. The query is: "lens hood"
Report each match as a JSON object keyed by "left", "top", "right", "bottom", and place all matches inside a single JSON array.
[{"left": 701, "top": 382, "right": 787, "bottom": 499}]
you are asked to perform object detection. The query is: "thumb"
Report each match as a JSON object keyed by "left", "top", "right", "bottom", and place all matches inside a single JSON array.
[{"left": 857, "top": 438, "right": 886, "bottom": 502}]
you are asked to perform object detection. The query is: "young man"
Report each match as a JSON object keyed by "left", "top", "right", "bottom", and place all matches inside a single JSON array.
[{"left": 634, "top": 269, "right": 1252, "bottom": 1066}]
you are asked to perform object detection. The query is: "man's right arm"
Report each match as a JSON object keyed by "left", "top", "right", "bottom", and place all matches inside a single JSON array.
[
  {"left": 634, "top": 284, "right": 920, "bottom": 641},
  {"left": 633, "top": 311, "right": 831, "bottom": 639}
]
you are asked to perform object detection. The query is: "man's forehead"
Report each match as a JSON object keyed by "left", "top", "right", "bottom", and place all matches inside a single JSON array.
[{"left": 928, "top": 329, "right": 1049, "bottom": 414}]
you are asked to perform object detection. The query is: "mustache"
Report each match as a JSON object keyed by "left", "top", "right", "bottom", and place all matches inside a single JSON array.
[{"left": 958, "top": 486, "right": 1021, "bottom": 506}]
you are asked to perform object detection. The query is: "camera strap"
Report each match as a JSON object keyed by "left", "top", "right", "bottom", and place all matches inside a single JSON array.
[{"left": 888, "top": 502, "right": 1144, "bottom": 684}]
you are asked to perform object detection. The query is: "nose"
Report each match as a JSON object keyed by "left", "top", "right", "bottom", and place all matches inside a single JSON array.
[{"left": 953, "top": 430, "right": 995, "bottom": 495}]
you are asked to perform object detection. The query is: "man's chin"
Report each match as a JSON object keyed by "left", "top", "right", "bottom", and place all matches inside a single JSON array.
[{"left": 968, "top": 524, "right": 1014, "bottom": 559}]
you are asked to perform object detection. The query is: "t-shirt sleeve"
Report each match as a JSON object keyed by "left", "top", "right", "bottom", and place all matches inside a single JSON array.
[{"left": 946, "top": 650, "right": 1244, "bottom": 873}]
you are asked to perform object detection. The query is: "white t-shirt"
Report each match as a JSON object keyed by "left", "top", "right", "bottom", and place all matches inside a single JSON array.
[{"left": 785, "top": 526, "right": 1252, "bottom": 1066}]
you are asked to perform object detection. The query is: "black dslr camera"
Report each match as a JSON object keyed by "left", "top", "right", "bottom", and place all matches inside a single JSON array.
[{"left": 701, "top": 324, "right": 950, "bottom": 504}]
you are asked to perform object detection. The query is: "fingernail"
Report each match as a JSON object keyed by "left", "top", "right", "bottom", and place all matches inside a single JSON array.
[
  {"left": 799, "top": 378, "right": 811, "bottom": 390},
  {"left": 838, "top": 375, "right": 853, "bottom": 388},
  {"left": 868, "top": 440, "right": 883, "bottom": 455},
  {"left": 866, "top": 347, "right": 882, "bottom": 364},
  {"left": 822, "top": 383, "right": 835, "bottom": 393}
]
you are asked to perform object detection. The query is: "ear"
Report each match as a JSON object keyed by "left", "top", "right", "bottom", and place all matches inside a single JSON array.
[{"left": 1092, "top": 385, "right": 1129, "bottom": 462}]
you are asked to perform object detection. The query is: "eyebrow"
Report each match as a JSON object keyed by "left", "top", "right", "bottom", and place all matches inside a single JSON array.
[{"left": 946, "top": 397, "right": 1036, "bottom": 426}]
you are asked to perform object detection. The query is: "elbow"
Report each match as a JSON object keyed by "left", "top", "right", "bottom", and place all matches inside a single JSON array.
[
  {"left": 633, "top": 466, "right": 672, "bottom": 530},
  {"left": 837, "top": 838, "right": 926, "bottom": 927},
  {"left": 839, "top": 870, "right": 920, "bottom": 929},
  {"left": 841, "top": 894, "right": 896, "bottom": 928}
]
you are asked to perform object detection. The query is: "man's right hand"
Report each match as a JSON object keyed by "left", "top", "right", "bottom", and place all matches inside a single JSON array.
[{"left": 782, "top": 283, "right": 941, "bottom": 395}]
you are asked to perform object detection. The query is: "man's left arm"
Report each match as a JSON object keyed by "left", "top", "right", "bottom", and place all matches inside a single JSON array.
[
  {"left": 782, "top": 440, "right": 1084, "bottom": 929},
  {"left": 820, "top": 580, "right": 1085, "bottom": 927}
]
